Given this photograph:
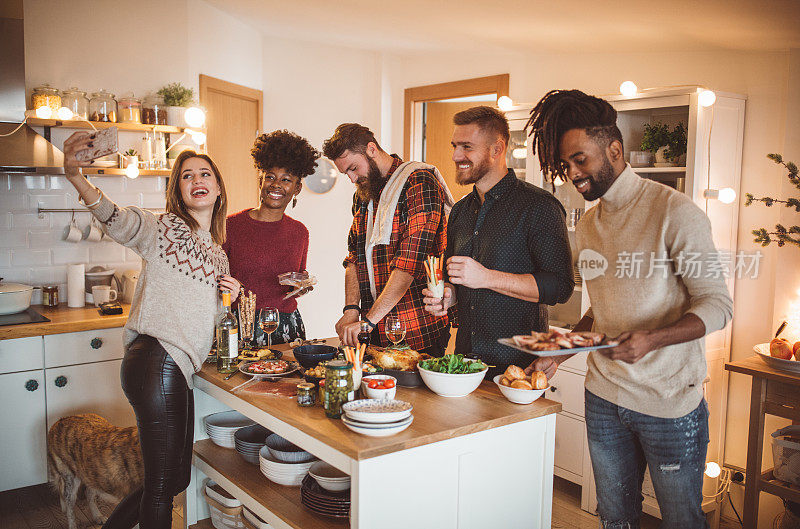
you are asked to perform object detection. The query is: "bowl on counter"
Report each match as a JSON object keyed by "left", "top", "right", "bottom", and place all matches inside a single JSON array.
[
  {"left": 292, "top": 344, "right": 338, "bottom": 369},
  {"left": 418, "top": 363, "right": 488, "bottom": 398},
  {"left": 492, "top": 375, "right": 547, "bottom": 405},
  {"left": 380, "top": 368, "right": 423, "bottom": 388},
  {"left": 361, "top": 375, "right": 397, "bottom": 400}
]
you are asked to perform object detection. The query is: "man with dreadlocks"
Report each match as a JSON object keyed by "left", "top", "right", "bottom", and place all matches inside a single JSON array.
[{"left": 526, "top": 89, "right": 732, "bottom": 529}]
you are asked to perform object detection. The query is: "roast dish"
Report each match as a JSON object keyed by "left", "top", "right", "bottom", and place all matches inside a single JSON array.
[
  {"left": 511, "top": 329, "right": 615, "bottom": 352},
  {"left": 367, "top": 345, "right": 430, "bottom": 372}
]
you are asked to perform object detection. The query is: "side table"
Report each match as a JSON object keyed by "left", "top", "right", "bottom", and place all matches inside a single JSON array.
[{"left": 725, "top": 355, "right": 800, "bottom": 528}]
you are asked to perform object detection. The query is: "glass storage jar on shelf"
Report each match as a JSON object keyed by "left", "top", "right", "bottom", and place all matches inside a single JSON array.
[
  {"left": 142, "top": 94, "right": 167, "bottom": 125},
  {"left": 61, "top": 87, "right": 89, "bottom": 120},
  {"left": 118, "top": 93, "right": 142, "bottom": 124},
  {"left": 89, "top": 89, "right": 117, "bottom": 122},
  {"left": 31, "top": 84, "right": 61, "bottom": 115}
]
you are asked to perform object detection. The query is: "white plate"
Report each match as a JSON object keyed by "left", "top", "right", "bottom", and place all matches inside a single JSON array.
[
  {"left": 341, "top": 399, "right": 413, "bottom": 423},
  {"left": 342, "top": 415, "right": 413, "bottom": 437},
  {"left": 204, "top": 410, "right": 254, "bottom": 429},
  {"left": 342, "top": 415, "right": 413, "bottom": 429},
  {"left": 754, "top": 343, "right": 800, "bottom": 374},
  {"left": 497, "top": 337, "right": 617, "bottom": 357}
]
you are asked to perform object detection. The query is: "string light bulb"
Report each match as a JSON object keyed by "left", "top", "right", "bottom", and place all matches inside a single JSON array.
[
  {"left": 124, "top": 161, "right": 139, "bottom": 179},
  {"left": 56, "top": 107, "right": 74, "bottom": 120},
  {"left": 188, "top": 130, "right": 206, "bottom": 145},
  {"left": 512, "top": 147, "right": 527, "bottom": 160},
  {"left": 184, "top": 106, "right": 206, "bottom": 128},
  {"left": 35, "top": 106, "right": 52, "bottom": 119},
  {"left": 699, "top": 90, "right": 716, "bottom": 107},
  {"left": 553, "top": 175, "right": 565, "bottom": 187},
  {"left": 497, "top": 96, "right": 513, "bottom": 111},
  {"left": 704, "top": 187, "right": 736, "bottom": 204},
  {"left": 619, "top": 81, "right": 638, "bottom": 97},
  {"left": 704, "top": 462, "right": 721, "bottom": 479}
]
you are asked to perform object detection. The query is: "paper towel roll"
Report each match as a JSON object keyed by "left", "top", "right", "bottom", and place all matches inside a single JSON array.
[{"left": 67, "top": 264, "right": 85, "bottom": 308}]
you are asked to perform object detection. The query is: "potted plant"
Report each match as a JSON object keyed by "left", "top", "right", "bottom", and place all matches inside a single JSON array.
[
  {"left": 640, "top": 121, "right": 672, "bottom": 166},
  {"left": 666, "top": 122, "right": 688, "bottom": 166},
  {"left": 122, "top": 148, "right": 138, "bottom": 170},
  {"left": 157, "top": 83, "right": 194, "bottom": 126}
]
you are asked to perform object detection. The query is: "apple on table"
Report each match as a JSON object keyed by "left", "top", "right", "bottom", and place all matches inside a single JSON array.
[{"left": 770, "top": 338, "right": 797, "bottom": 360}]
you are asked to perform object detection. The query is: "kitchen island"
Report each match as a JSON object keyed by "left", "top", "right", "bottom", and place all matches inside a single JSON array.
[{"left": 187, "top": 342, "right": 561, "bottom": 529}]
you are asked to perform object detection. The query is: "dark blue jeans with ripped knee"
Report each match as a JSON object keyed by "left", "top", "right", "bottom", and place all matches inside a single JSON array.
[{"left": 585, "top": 389, "right": 709, "bottom": 529}]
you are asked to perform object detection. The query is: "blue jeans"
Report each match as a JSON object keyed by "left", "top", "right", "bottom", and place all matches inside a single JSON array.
[{"left": 585, "top": 390, "right": 709, "bottom": 529}]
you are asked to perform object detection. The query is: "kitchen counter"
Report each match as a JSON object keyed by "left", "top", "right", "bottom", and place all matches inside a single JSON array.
[
  {"left": 187, "top": 342, "right": 562, "bottom": 529},
  {"left": 0, "top": 303, "right": 130, "bottom": 340}
]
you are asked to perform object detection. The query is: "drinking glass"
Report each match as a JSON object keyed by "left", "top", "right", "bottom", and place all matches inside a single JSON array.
[
  {"left": 258, "top": 307, "right": 279, "bottom": 348},
  {"left": 385, "top": 316, "right": 406, "bottom": 348}
]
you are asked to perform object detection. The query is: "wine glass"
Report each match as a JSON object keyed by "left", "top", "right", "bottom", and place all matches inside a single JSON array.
[
  {"left": 385, "top": 316, "right": 406, "bottom": 348},
  {"left": 258, "top": 308, "right": 279, "bottom": 349}
]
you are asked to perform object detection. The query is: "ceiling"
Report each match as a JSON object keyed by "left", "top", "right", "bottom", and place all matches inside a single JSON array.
[{"left": 206, "top": 0, "right": 800, "bottom": 54}]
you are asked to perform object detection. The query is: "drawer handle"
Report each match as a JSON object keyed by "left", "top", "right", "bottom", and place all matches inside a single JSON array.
[
  {"left": 550, "top": 386, "right": 557, "bottom": 392},
  {"left": 25, "top": 379, "right": 39, "bottom": 392},
  {"left": 55, "top": 375, "right": 68, "bottom": 388},
  {"left": 90, "top": 338, "right": 103, "bottom": 349}
]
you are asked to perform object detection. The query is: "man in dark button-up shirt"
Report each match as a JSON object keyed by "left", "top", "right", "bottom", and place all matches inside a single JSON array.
[{"left": 423, "top": 106, "right": 574, "bottom": 376}]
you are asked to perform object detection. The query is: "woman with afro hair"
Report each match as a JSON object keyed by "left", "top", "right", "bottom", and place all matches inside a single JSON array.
[{"left": 223, "top": 130, "right": 320, "bottom": 345}]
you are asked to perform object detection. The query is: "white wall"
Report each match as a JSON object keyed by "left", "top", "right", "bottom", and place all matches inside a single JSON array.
[
  {"left": 260, "top": 36, "right": 382, "bottom": 339},
  {"left": 381, "top": 48, "right": 795, "bottom": 525}
]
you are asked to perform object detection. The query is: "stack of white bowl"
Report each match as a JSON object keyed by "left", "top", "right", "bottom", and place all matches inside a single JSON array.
[
  {"left": 259, "top": 445, "right": 317, "bottom": 487},
  {"left": 204, "top": 411, "right": 255, "bottom": 449},
  {"left": 234, "top": 424, "right": 270, "bottom": 465}
]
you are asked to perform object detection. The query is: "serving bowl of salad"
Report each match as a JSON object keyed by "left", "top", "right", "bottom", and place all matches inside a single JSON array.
[{"left": 417, "top": 354, "right": 488, "bottom": 397}]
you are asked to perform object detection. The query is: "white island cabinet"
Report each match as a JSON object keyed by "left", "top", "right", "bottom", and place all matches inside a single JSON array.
[{"left": 187, "top": 346, "right": 562, "bottom": 529}]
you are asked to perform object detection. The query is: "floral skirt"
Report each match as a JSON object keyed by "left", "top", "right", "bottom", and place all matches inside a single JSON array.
[{"left": 252, "top": 309, "right": 306, "bottom": 346}]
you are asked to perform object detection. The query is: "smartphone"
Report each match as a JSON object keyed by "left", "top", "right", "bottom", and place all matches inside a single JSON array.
[{"left": 76, "top": 127, "right": 119, "bottom": 162}]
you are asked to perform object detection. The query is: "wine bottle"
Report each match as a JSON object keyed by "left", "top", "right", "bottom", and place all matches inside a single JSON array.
[
  {"left": 357, "top": 321, "right": 371, "bottom": 346},
  {"left": 217, "top": 291, "right": 238, "bottom": 373}
]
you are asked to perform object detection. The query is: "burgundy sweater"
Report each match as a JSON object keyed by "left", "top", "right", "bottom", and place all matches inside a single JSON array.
[{"left": 223, "top": 209, "right": 309, "bottom": 313}]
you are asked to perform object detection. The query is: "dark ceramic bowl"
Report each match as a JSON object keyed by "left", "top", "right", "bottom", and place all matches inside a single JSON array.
[{"left": 293, "top": 344, "right": 338, "bottom": 369}]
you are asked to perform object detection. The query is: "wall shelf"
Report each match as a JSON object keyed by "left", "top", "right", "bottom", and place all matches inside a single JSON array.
[
  {"left": 81, "top": 167, "right": 170, "bottom": 176},
  {"left": 27, "top": 118, "right": 203, "bottom": 134},
  {"left": 631, "top": 166, "right": 687, "bottom": 173}
]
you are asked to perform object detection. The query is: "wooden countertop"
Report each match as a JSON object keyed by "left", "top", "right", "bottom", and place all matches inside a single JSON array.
[
  {"left": 725, "top": 355, "right": 800, "bottom": 385},
  {"left": 0, "top": 303, "right": 129, "bottom": 340},
  {"left": 195, "top": 342, "right": 562, "bottom": 461}
]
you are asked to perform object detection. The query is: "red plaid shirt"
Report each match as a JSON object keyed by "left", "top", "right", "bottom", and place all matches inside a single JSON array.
[{"left": 343, "top": 155, "right": 449, "bottom": 350}]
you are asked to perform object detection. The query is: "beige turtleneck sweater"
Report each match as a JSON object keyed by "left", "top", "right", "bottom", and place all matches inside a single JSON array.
[{"left": 576, "top": 165, "right": 733, "bottom": 418}]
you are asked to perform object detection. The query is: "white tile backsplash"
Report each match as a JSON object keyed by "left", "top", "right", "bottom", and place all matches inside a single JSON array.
[{"left": 0, "top": 173, "right": 165, "bottom": 287}]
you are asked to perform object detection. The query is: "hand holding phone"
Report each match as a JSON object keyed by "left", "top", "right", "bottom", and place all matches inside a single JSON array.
[{"left": 75, "top": 127, "right": 118, "bottom": 162}]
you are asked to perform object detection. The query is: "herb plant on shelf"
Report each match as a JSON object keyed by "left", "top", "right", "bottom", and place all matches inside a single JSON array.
[
  {"left": 640, "top": 121, "right": 687, "bottom": 165},
  {"left": 157, "top": 83, "right": 194, "bottom": 107},
  {"left": 746, "top": 154, "right": 800, "bottom": 248}
]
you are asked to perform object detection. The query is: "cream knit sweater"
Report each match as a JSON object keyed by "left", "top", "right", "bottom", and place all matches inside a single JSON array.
[
  {"left": 92, "top": 194, "right": 229, "bottom": 387},
  {"left": 576, "top": 166, "right": 733, "bottom": 418}
]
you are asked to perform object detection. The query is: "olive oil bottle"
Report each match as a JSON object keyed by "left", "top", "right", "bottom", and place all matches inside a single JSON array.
[{"left": 216, "top": 291, "right": 238, "bottom": 373}]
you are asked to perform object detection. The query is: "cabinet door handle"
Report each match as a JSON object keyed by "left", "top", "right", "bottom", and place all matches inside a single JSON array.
[
  {"left": 25, "top": 379, "right": 39, "bottom": 392},
  {"left": 55, "top": 375, "right": 68, "bottom": 388},
  {"left": 550, "top": 386, "right": 557, "bottom": 392},
  {"left": 90, "top": 338, "right": 103, "bottom": 349}
]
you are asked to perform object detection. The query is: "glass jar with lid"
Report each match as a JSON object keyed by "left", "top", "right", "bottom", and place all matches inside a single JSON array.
[
  {"left": 89, "top": 90, "right": 117, "bottom": 122},
  {"left": 323, "top": 360, "right": 354, "bottom": 419},
  {"left": 31, "top": 84, "right": 61, "bottom": 114},
  {"left": 142, "top": 94, "right": 167, "bottom": 125},
  {"left": 118, "top": 93, "right": 142, "bottom": 124},
  {"left": 61, "top": 88, "right": 89, "bottom": 120}
]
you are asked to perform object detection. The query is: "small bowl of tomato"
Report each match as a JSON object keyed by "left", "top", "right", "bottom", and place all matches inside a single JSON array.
[{"left": 361, "top": 375, "right": 397, "bottom": 400}]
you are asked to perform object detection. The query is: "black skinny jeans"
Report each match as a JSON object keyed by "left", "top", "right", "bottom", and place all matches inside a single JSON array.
[{"left": 103, "top": 334, "right": 194, "bottom": 529}]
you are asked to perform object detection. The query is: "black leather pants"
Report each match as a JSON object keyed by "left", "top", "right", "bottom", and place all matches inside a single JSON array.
[{"left": 103, "top": 334, "right": 194, "bottom": 529}]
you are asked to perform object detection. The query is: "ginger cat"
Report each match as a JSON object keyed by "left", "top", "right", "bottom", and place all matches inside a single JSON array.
[{"left": 47, "top": 414, "right": 143, "bottom": 529}]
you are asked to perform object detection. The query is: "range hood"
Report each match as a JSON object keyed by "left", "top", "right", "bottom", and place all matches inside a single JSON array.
[{"left": 0, "top": 16, "right": 65, "bottom": 174}]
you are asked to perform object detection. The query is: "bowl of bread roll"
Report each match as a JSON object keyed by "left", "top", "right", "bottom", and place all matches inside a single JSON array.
[{"left": 493, "top": 365, "right": 548, "bottom": 405}]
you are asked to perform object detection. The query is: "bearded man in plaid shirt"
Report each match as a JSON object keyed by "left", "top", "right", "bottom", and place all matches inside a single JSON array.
[{"left": 324, "top": 123, "right": 454, "bottom": 355}]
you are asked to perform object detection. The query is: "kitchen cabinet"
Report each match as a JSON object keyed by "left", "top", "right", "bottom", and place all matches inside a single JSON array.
[
  {"left": 0, "top": 369, "right": 47, "bottom": 491},
  {"left": 0, "top": 322, "right": 133, "bottom": 492}
]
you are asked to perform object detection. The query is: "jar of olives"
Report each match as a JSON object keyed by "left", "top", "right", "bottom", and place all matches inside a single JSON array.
[{"left": 323, "top": 360, "right": 353, "bottom": 419}]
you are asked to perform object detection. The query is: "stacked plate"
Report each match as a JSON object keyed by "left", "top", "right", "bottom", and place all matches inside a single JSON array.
[
  {"left": 204, "top": 411, "right": 255, "bottom": 448},
  {"left": 301, "top": 474, "right": 350, "bottom": 519},
  {"left": 234, "top": 424, "right": 270, "bottom": 465},
  {"left": 340, "top": 399, "right": 414, "bottom": 437},
  {"left": 258, "top": 445, "right": 317, "bottom": 487}
]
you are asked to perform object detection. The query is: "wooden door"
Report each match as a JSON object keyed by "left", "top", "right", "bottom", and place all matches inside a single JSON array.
[
  {"left": 424, "top": 101, "right": 482, "bottom": 203},
  {"left": 199, "top": 75, "right": 263, "bottom": 216},
  {"left": 0, "top": 370, "right": 47, "bottom": 491}
]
